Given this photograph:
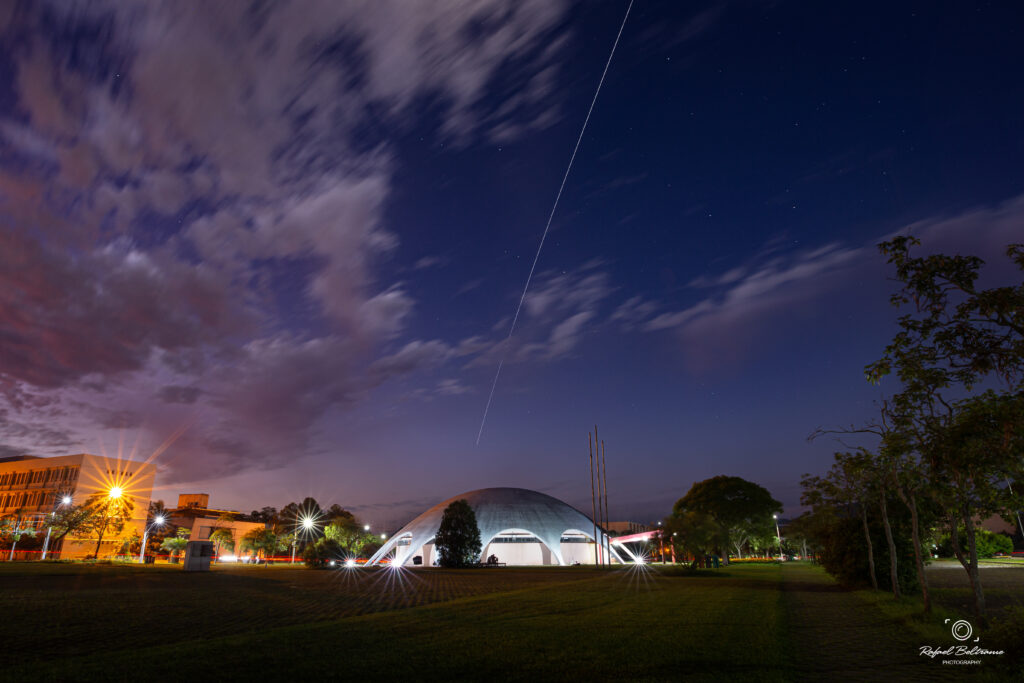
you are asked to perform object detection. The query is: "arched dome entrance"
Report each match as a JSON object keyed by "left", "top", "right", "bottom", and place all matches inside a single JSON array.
[{"left": 368, "top": 487, "right": 625, "bottom": 566}]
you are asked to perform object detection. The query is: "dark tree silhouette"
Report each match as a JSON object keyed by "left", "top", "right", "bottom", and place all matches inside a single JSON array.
[{"left": 435, "top": 499, "right": 482, "bottom": 568}]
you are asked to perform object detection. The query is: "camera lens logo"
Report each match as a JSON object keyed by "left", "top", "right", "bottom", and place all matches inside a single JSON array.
[{"left": 948, "top": 619, "right": 973, "bottom": 642}]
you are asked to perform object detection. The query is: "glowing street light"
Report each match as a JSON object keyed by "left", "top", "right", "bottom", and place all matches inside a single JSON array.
[
  {"left": 363, "top": 524, "right": 370, "bottom": 532},
  {"left": 41, "top": 493, "right": 73, "bottom": 560},
  {"left": 139, "top": 514, "right": 166, "bottom": 564},
  {"left": 380, "top": 533, "right": 386, "bottom": 540},
  {"left": 108, "top": 486, "right": 123, "bottom": 499},
  {"left": 291, "top": 513, "right": 321, "bottom": 564}
]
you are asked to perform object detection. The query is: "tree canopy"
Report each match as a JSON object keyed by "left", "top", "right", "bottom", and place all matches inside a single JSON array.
[
  {"left": 434, "top": 499, "right": 482, "bottom": 568},
  {"left": 803, "top": 237, "right": 1024, "bottom": 621},
  {"left": 674, "top": 476, "right": 782, "bottom": 558}
]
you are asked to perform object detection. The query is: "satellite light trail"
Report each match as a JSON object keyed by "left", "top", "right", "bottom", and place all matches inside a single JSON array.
[{"left": 476, "top": 0, "right": 634, "bottom": 445}]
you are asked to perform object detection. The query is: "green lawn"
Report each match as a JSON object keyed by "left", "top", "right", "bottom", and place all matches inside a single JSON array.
[{"left": 0, "top": 561, "right": 1010, "bottom": 682}]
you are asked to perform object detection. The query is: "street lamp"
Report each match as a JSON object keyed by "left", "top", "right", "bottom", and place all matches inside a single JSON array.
[
  {"left": 773, "top": 514, "right": 782, "bottom": 559},
  {"left": 139, "top": 515, "right": 166, "bottom": 564},
  {"left": 291, "top": 514, "right": 319, "bottom": 564},
  {"left": 364, "top": 524, "right": 370, "bottom": 532},
  {"left": 40, "top": 494, "right": 73, "bottom": 560}
]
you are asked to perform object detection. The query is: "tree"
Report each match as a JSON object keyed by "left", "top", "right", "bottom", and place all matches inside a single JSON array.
[
  {"left": 46, "top": 503, "right": 97, "bottom": 550},
  {"left": 118, "top": 530, "right": 142, "bottom": 557},
  {"left": 240, "top": 528, "right": 286, "bottom": 564},
  {"left": 148, "top": 499, "right": 168, "bottom": 520},
  {"left": 674, "top": 476, "right": 782, "bottom": 559},
  {"left": 2, "top": 510, "right": 37, "bottom": 560},
  {"left": 323, "top": 519, "right": 377, "bottom": 558},
  {"left": 324, "top": 504, "right": 355, "bottom": 523},
  {"left": 435, "top": 499, "right": 482, "bottom": 568},
  {"left": 248, "top": 506, "right": 278, "bottom": 523},
  {"left": 210, "top": 528, "right": 235, "bottom": 561},
  {"left": 801, "top": 451, "right": 881, "bottom": 590},
  {"left": 160, "top": 528, "right": 189, "bottom": 562},
  {"left": 938, "top": 528, "right": 1013, "bottom": 559},
  {"left": 865, "top": 237, "right": 1024, "bottom": 621},
  {"left": 303, "top": 537, "right": 342, "bottom": 568},
  {"left": 662, "top": 510, "right": 727, "bottom": 567},
  {"left": 83, "top": 491, "right": 135, "bottom": 559}
]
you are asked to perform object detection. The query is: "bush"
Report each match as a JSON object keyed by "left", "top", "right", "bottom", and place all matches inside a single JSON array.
[
  {"left": 303, "top": 538, "right": 342, "bottom": 568},
  {"left": 803, "top": 502, "right": 919, "bottom": 593},
  {"left": 936, "top": 528, "right": 1013, "bottom": 558},
  {"left": 987, "top": 606, "right": 1024, "bottom": 676}
]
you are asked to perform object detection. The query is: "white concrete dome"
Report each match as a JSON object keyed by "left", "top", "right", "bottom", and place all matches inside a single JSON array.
[{"left": 367, "top": 487, "right": 624, "bottom": 566}]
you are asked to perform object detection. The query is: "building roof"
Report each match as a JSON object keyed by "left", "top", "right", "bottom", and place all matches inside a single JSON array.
[
  {"left": 0, "top": 455, "right": 39, "bottom": 463},
  {"left": 368, "top": 487, "right": 624, "bottom": 566}
]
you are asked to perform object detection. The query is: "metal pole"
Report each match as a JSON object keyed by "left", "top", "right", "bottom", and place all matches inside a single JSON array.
[
  {"left": 41, "top": 523, "right": 52, "bottom": 560},
  {"left": 139, "top": 525, "right": 149, "bottom": 564},
  {"left": 8, "top": 518, "right": 20, "bottom": 562},
  {"left": 598, "top": 438, "right": 606, "bottom": 565},
  {"left": 594, "top": 425, "right": 603, "bottom": 565},
  {"left": 774, "top": 515, "right": 782, "bottom": 558},
  {"left": 589, "top": 432, "right": 598, "bottom": 566}
]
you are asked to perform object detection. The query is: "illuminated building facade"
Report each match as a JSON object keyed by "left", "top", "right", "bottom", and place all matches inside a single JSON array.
[
  {"left": 167, "top": 493, "right": 266, "bottom": 560},
  {"left": 0, "top": 453, "right": 156, "bottom": 559},
  {"left": 368, "top": 487, "right": 626, "bottom": 566}
]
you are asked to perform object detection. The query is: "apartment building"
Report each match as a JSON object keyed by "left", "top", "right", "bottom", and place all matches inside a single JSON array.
[{"left": 0, "top": 453, "right": 156, "bottom": 559}]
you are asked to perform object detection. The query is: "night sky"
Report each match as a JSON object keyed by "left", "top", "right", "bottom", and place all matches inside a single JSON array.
[{"left": 1, "top": 1, "right": 1022, "bottom": 528}]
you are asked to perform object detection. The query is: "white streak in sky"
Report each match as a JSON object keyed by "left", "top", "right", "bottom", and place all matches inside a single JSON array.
[{"left": 477, "top": 0, "right": 635, "bottom": 445}]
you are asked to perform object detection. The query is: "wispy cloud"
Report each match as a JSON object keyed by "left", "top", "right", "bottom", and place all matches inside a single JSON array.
[{"left": 0, "top": 0, "right": 574, "bottom": 476}]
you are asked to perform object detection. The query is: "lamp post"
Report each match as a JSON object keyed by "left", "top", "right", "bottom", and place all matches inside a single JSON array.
[
  {"left": 91, "top": 486, "right": 122, "bottom": 560},
  {"left": 40, "top": 495, "right": 72, "bottom": 560},
  {"left": 139, "top": 515, "right": 166, "bottom": 564},
  {"left": 292, "top": 516, "right": 316, "bottom": 564},
  {"left": 773, "top": 514, "right": 782, "bottom": 559}
]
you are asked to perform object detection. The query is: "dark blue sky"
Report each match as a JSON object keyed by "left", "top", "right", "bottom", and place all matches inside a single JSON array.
[{"left": 1, "top": 1, "right": 1021, "bottom": 527}]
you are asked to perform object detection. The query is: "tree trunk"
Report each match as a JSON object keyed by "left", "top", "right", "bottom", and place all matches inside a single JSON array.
[
  {"left": 896, "top": 487, "right": 930, "bottom": 612},
  {"left": 961, "top": 506, "right": 987, "bottom": 624},
  {"left": 949, "top": 515, "right": 967, "bottom": 570},
  {"left": 879, "top": 494, "right": 901, "bottom": 598},
  {"left": 860, "top": 504, "right": 878, "bottom": 591},
  {"left": 93, "top": 518, "right": 109, "bottom": 559}
]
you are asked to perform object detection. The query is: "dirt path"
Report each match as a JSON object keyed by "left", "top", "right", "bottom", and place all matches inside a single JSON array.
[{"left": 780, "top": 564, "right": 968, "bottom": 682}]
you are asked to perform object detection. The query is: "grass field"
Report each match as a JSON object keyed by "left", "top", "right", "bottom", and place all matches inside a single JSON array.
[{"left": 1, "top": 561, "right": 1016, "bottom": 682}]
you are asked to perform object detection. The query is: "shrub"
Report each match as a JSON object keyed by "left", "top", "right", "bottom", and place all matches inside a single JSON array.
[
  {"left": 936, "top": 528, "right": 1013, "bottom": 559},
  {"left": 303, "top": 538, "right": 342, "bottom": 568}
]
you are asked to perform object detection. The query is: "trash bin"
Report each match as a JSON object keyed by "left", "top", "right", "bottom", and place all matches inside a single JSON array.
[
  {"left": 183, "top": 541, "right": 215, "bottom": 571},
  {"left": 145, "top": 555, "right": 156, "bottom": 564}
]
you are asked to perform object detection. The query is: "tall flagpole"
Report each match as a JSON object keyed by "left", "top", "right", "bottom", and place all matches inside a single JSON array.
[
  {"left": 598, "top": 438, "right": 606, "bottom": 565},
  {"left": 595, "top": 425, "right": 603, "bottom": 565},
  {"left": 589, "top": 432, "right": 599, "bottom": 566}
]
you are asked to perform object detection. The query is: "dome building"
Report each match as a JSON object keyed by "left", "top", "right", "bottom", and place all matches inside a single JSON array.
[{"left": 367, "top": 487, "right": 626, "bottom": 566}]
